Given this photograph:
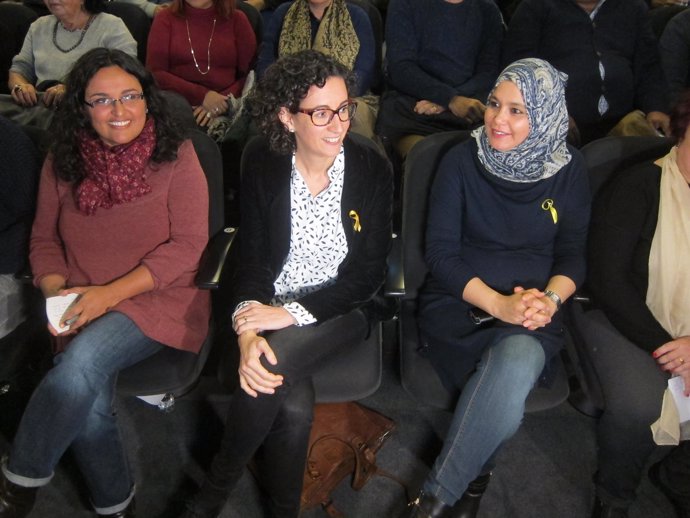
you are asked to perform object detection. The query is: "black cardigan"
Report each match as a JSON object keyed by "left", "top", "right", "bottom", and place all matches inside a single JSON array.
[
  {"left": 232, "top": 135, "right": 393, "bottom": 323},
  {"left": 588, "top": 161, "right": 672, "bottom": 352},
  {"left": 504, "top": 0, "right": 668, "bottom": 135}
]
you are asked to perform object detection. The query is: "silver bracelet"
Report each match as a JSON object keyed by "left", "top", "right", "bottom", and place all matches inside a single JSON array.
[{"left": 544, "top": 290, "right": 562, "bottom": 310}]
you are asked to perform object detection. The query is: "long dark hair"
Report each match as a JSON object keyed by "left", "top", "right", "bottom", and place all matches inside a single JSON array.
[
  {"left": 50, "top": 48, "right": 184, "bottom": 184},
  {"left": 248, "top": 49, "right": 356, "bottom": 155}
]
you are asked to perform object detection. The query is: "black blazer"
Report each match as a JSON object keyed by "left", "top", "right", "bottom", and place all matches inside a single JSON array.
[{"left": 233, "top": 134, "right": 393, "bottom": 323}]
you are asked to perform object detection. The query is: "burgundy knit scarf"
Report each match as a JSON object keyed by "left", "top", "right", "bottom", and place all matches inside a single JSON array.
[{"left": 76, "top": 118, "right": 156, "bottom": 215}]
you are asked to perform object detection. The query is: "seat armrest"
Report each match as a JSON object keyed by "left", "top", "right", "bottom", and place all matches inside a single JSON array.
[
  {"left": 14, "top": 265, "right": 33, "bottom": 284},
  {"left": 384, "top": 234, "right": 405, "bottom": 297},
  {"left": 571, "top": 289, "right": 591, "bottom": 305},
  {"left": 195, "top": 227, "right": 237, "bottom": 290}
]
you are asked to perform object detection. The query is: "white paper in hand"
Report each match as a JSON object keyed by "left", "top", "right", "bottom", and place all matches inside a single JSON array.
[
  {"left": 668, "top": 376, "right": 690, "bottom": 423},
  {"left": 46, "top": 293, "right": 79, "bottom": 334}
]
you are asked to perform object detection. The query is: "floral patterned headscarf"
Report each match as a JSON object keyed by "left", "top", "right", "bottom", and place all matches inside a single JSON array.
[{"left": 472, "top": 58, "right": 571, "bottom": 183}]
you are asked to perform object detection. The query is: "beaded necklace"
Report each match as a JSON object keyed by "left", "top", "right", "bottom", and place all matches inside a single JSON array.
[
  {"left": 185, "top": 17, "right": 217, "bottom": 75},
  {"left": 52, "top": 14, "right": 96, "bottom": 53}
]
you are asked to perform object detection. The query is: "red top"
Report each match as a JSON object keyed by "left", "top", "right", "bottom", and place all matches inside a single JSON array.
[
  {"left": 147, "top": 5, "right": 257, "bottom": 105},
  {"left": 30, "top": 140, "right": 210, "bottom": 353}
]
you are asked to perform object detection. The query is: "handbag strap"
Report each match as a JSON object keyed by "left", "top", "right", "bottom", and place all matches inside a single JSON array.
[{"left": 306, "top": 433, "right": 412, "bottom": 503}]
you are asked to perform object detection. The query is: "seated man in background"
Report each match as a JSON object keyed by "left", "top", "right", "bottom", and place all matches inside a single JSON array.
[
  {"left": 660, "top": 7, "right": 690, "bottom": 106},
  {"left": 376, "top": 0, "right": 503, "bottom": 158},
  {"left": 504, "top": 0, "right": 671, "bottom": 146}
]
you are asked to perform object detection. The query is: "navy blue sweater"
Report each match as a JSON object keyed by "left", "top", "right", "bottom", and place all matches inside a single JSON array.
[
  {"left": 420, "top": 139, "right": 590, "bottom": 373},
  {"left": 385, "top": 0, "right": 503, "bottom": 107}
]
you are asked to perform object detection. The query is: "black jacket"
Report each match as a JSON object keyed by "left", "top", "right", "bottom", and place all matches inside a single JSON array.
[{"left": 233, "top": 135, "right": 393, "bottom": 323}]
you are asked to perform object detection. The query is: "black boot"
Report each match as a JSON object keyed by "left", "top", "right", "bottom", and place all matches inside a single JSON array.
[
  {"left": 101, "top": 497, "right": 135, "bottom": 518},
  {"left": 649, "top": 460, "right": 690, "bottom": 518},
  {"left": 175, "top": 483, "right": 229, "bottom": 518},
  {"left": 0, "top": 474, "right": 38, "bottom": 518},
  {"left": 450, "top": 473, "right": 491, "bottom": 518},
  {"left": 591, "top": 497, "right": 629, "bottom": 518},
  {"left": 400, "top": 491, "right": 453, "bottom": 518}
]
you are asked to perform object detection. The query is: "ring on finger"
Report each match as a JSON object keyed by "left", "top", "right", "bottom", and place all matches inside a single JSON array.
[
  {"left": 680, "top": 357, "right": 686, "bottom": 364},
  {"left": 205, "top": 112, "right": 211, "bottom": 118}
]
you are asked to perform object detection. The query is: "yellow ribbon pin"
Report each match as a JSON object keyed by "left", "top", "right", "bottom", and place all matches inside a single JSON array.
[
  {"left": 541, "top": 199, "right": 558, "bottom": 224},
  {"left": 349, "top": 210, "right": 362, "bottom": 232}
]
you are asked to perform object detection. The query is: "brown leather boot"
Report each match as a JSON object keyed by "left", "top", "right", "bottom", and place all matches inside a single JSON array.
[{"left": 0, "top": 474, "right": 38, "bottom": 518}]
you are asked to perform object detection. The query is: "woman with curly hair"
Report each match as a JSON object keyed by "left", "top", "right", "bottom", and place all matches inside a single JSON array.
[
  {"left": 0, "top": 48, "right": 210, "bottom": 518},
  {"left": 179, "top": 49, "right": 392, "bottom": 518}
]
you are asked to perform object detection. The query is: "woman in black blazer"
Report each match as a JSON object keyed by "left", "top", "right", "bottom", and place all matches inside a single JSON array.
[{"left": 179, "top": 50, "right": 393, "bottom": 518}]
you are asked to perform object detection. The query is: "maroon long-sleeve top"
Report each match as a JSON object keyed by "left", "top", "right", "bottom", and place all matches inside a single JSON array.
[
  {"left": 146, "top": 5, "right": 257, "bottom": 106},
  {"left": 30, "top": 140, "right": 210, "bottom": 353}
]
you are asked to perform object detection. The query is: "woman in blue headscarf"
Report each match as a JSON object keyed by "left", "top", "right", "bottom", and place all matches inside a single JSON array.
[{"left": 403, "top": 58, "right": 591, "bottom": 518}]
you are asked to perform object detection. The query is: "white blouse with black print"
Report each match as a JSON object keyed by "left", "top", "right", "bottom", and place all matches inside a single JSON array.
[
  {"left": 232, "top": 148, "right": 349, "bottom": 328},
  {"left": 272, "top": 149, "right": 349, "bottom": 325}
]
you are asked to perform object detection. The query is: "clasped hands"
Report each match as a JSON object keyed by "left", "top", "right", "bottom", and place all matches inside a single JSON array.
[
  {"left": 233, "top": 302, "right": 297, "bottom": 397},
  {"left": 491, "top": 286, "right": 558, "bottom": 331},
  {"left": 193, "top": 90, "right": 231, "bottom": 127},
  {"left": 414, "top": 95, "right": 485, "bottom": 125},
  {"left": 12, "top": 83, "right": 65, "bottom": 108}
]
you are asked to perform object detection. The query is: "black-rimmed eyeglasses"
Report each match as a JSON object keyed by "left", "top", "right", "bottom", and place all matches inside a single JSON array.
[
  {"left": 296, "top": 101, "right": 357, "bottom": 126},
  {"left": 84, "top": 93, "right": 145, "bottom": 109}
]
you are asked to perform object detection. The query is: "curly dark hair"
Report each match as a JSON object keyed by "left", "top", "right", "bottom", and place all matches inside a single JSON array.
[
  {"left": 50, "top": 48, "right": 184, "bottom": 184},
  {"left": 670, "top": 90, "right": 690, "bottom": 144},
  {"left": 247, "top": 49, "right": 357, "bottom": 155}
]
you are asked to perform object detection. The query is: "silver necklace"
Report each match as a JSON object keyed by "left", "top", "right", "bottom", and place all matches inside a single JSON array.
[
  {"left": 185, "top": 18, "right": 216, "bottom": 75},
  {"left": 52, "top": 15, "right": 95, "bottom": 53}
]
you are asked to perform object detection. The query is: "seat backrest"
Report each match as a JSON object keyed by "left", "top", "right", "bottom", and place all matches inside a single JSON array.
[
  {"left": 401, "top": 130, "right": 471, "bottom": 300},
  {"left": 235, "top": 0, "right": 263, "bottom": 45},
  {"left": 346, "top": 0, "right": 384, "bottom": 93},
  {"left": 188, "top": 129, "right": 224, "bottom": 237},
  {"left": 580, "top": 135, "right": 673, "bottom": 198},
  {"left": 21, "top": 0, "right": 49, "bottom": 17},
  {"left": 0, "top": 3, "right": 38, "bottom": 94},
  {"left": 104, "top": 1, "right": 152, "bottom": 63}
]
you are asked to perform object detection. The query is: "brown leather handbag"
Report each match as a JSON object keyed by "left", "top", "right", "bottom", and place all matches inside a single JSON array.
[{"left": 300, "top": 402, "right": 408, "bottom": 517}]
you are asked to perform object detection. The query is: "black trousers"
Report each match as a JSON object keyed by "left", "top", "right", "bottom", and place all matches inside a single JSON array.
[
  {"left": 656, "top": 441, "right": 690, "bottom": 506},
  {"left": 193, "top": 310, "right": 369, "bottom": 518}
]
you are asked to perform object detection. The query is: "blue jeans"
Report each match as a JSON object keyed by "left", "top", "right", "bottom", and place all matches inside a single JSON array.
[
  {"left": 423, "top": 334, "right": 546, "bottom": 505},
  {"left": 2, "top": 311, "right": 163, "bottom": 514}
]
